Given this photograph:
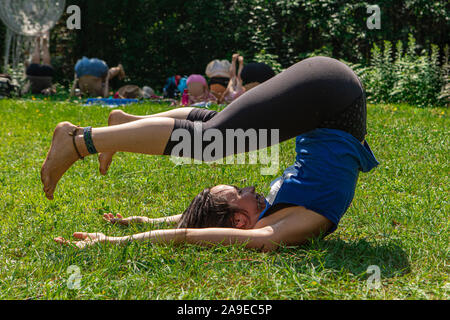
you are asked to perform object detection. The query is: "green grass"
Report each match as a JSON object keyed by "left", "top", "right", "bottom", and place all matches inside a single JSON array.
[{"left": 0, "top": 97, "right": 448, "bottom": 299}]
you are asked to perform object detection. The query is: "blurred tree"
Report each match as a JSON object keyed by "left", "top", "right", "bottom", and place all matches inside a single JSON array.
[{"left": 0, "top": 0, "right": 447, "bottom": 93}]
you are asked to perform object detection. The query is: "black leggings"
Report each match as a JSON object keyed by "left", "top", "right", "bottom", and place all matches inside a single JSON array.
[{"left": 164, "top": 56, "right": 367, "bottom": 160}]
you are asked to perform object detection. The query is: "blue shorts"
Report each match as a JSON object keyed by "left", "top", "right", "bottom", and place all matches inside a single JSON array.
[
  {"left": 74, "top": 57, "right": 108, "bottom": 78},
  {"left": 258, "top": 128, "right": 379, "bottom": 233}
]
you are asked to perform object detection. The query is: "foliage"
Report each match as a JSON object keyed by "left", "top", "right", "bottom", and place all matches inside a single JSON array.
[
  {"left": 4, "top": 62, "right": 27, "bottom": 96},
  {"left": 355, "top": 35, "right": 446, "bottom": 107},
  {"left": 253, "top": 50, "right": 284, "bottom": 74},
  {"left": 0, "top": 1, "right": 447, "bottom": 105},
  {"left": 438, "top": 45, "right": 450, "bottom": 103}
]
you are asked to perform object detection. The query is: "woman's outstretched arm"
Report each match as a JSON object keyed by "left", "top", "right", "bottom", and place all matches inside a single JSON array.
[
  {"left": 55, "top": 226, "right": 276, "bottom": 251},
  {"left": 110, "top": 226, "right": 275, "bottom": 250},
  {"left": 103, "top": 213, "right": 182, "bottom": 226},
  {"left": 54, "top": 206, "right": 333, "bottom": 252}
]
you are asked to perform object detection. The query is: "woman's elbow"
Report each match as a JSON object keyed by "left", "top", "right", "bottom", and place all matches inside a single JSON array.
[
  {"left": 253, "top": 226, "right": 279, "bottom": 252},
  {"left": 252, "top": 226, "right": 309, "bottom": 252}
]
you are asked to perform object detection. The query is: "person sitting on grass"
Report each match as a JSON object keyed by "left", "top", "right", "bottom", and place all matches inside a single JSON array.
[
  {"left": 182, "top": 74, "right": 217, "bottom": 106},
  {"left": 205, "top": 59, "right": 231, "bottom": 101},
  {"left": 42, "top": 57, "right": 379, "bottom": 251},
  {"left": 70, "top": 57, "right": 125, "bottom": 98},
  {"left": 113, "top": 85, "right": 154, "bottom": 99},
  {"left": 22, "top": 34, "right": 56, "bottom": 96}
]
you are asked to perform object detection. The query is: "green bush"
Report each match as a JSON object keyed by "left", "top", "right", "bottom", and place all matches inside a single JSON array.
[
  {"left": 253, "top": 50, "right": 284, "bottom": 73},
  {"left": 356, "top": 35, "right": 446, "bottom": 107}
]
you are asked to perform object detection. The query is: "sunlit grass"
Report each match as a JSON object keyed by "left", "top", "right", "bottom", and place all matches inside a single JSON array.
[{"left": 0, "top": 98, "right": 448, "bottom": 299}]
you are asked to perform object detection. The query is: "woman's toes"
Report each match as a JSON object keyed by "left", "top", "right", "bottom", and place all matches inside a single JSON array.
[{"left": 98, "top": 153, "right": 113, "bottom": 175}]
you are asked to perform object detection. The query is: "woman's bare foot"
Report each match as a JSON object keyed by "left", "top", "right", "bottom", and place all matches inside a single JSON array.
[
  {"left": 40, "top": 122, "right": 85, "bottom": 200},
  {"left": 98, "top": 109, "right": 128, "bottom": 175}
]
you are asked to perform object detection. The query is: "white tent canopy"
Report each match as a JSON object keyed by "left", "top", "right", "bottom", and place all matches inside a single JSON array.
[{"left": 0, "top": 0, "right": 66, "bottom": 70}]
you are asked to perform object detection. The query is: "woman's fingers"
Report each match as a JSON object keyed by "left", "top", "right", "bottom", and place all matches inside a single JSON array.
[
  {"left": 103, "top": 213, "right": 122, "bottom": 224},
  {"left": 54, "top": 234, "right": 100, "bottom": 249},
  {"left": 54, "top": 237, "right": 79, "bottom": 248},
  {"left": 54, "top": 236, "right": 68, "bottom": 244}
]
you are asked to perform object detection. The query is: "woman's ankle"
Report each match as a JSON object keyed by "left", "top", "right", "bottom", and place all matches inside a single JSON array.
[
  {"left": 74, "top": 126, "right": 101, "bottom": 158},
  {"left": 74, "top": 133, "right": 89, "bottom": 158}
]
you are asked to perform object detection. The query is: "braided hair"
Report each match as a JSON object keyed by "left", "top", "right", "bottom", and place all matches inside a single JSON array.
[{"left": 177, "top": 188, "right": 241, "bottom": 228}]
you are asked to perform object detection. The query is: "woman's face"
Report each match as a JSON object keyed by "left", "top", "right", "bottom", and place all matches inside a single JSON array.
[
  {"left": 210, "top": 184, "right": 266, "bottom": 229},
  {"left": 187, "top": 82, "right": 205, "bottom": 97}
]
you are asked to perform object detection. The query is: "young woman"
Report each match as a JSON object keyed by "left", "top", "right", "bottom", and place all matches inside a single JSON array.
[
  {"left": 23, "top": 34, "right": 55, "bottom": 95},
  {"left": 70, "top": 57, "right": 125, "bottom": 97},
  {"left": 46, "top": 56, "right": 379, "bottom": 251},
  {"left": 182, "top": 74, "right": 217, "bottom": 106},
  {"left": 205, "top": 58, "right": 231, "bottom": 101},
  {"left": 219, "top": 53, "right": 246, "bottom": 104}
]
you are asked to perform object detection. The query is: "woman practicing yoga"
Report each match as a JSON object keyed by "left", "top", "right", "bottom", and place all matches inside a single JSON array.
[
  {"left": 70, "top": 57, "right": 125, "bottom": 97},
  {"left": 220, "top": 53, "right": 246, "bottom": 104},
  {"left": 23, "top": 34, "right": 55, "bottom": 95},
  {"left": 44, "top": 56, "right": 378, "bottom": 251}
]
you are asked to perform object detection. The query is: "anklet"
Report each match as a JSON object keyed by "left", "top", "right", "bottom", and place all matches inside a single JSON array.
[
  {"left": 69, "top": 128, "right": 84, "bottom": 160},
  {"left": 83, "top": 126, "right": 98, "bottom": 154}
]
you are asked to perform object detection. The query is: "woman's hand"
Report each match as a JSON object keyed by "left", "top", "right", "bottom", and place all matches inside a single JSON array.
[
  {"left": 102, "top": 213, "right": 147, "bottom": 226},
  {"left": 54, "top": 232, "right": 107, "bottom": 249}
]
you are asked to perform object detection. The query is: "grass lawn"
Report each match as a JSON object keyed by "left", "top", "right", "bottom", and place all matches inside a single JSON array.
[{"left": 0, "top": 97, "right": 448, "bottom": 299}]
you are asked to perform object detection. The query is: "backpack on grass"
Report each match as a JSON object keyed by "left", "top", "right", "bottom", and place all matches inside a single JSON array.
[{"left": 163, "top": 75, "right": 187, "bottom": 99}]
